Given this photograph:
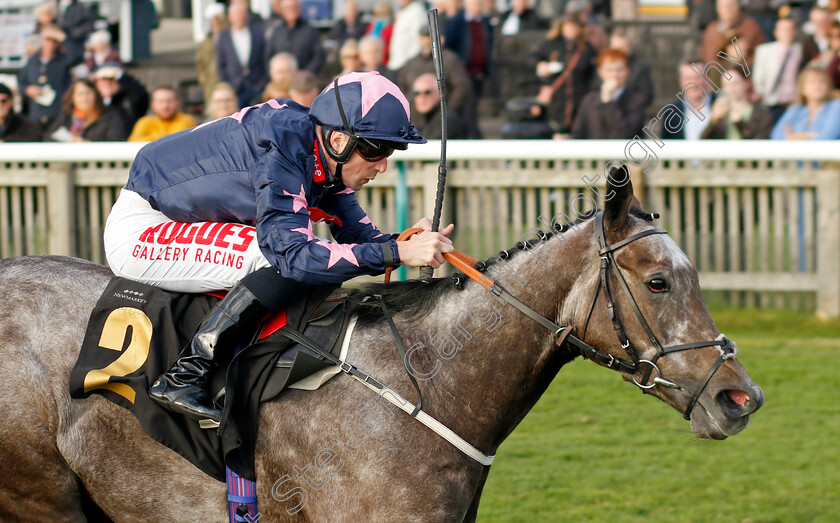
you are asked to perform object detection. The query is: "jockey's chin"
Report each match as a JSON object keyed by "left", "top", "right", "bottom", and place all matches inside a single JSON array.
[{"left": 339, "top": 152, "right": 388, "bottom": 191}]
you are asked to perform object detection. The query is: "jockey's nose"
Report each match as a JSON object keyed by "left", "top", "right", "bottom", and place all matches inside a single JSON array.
[{"left": 374, "top": 157, "right": 388, "bottom": 173}]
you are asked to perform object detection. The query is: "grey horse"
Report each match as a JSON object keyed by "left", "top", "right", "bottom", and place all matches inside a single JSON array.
[{"left": 0, "top": 177, "right": 763, "bottom": 521}]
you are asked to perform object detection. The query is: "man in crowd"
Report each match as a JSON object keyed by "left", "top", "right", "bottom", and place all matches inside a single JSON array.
[
  {"left": 129, "top": 86, "right": 197, "bottom": 142},
  {"left": 288, "top": 70, "right": 319, "bottom": 106},
  {"left": 93, "top": 64, "right": 150, "bottom": 129},
  {"left": 268, "top": 52, "right": 298, "bottom": 86},
  {"left": 399, "top": 26, "right": 477, "bottom": 138},
  {"left": 19, "top": 25, "right": 81, "bottom": 127},
  {"left": 445, "top": 0, "right": 494, "bottom": 105},
  {"left": 570, "top": 49, "right": 647, "bottom": 139},
  {"left": 0, "top": 83, "right": 43, "bottom": 142},
  {"left": 658, "top": 58, "right": 715, "bottom": 140},
  {"left": 359, "top": 35, "right": 397, "bottom": 83},
  {"left": 752, "top": 17, "right": 803, "bottom": 123},
  {"left": 803, "top": 7, "right": 832, "bottom": 61},
  {"left": 498, "top": 0, "right": 547, "bottom": 36},
  {"left": 410, "top": 73, "right": 465, "bottom": 139},
  {"left": 326, "top": 0, "right": 366, "bottom": 48},
  {"left": 217, "top": 1, "right": 268, "bottom": 107},
  {"left": 607, "top": 31, "right": 655, "bottom": 109},
  {"left": 265, "top": 0, "right": 325, "bottom": 74},
  {"left": 700, "top": 0, "right": 765, "bottom": 68}
]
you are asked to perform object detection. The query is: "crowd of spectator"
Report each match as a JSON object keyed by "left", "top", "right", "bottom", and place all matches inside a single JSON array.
[{"left": 3, "top": 0, "right": 840, "bottom": 145}]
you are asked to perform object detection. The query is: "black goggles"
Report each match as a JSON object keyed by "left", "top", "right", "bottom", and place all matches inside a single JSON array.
[{"left": 355, "top": 137, "right": 402, "bottom": 162}]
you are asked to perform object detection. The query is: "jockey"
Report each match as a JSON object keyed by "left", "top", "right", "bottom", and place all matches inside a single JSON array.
[{"left": 103, "top": 71, "right": 454, "bottom": 422}]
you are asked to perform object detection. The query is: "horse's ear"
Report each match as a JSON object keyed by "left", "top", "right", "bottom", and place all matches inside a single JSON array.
[{"left": 604, "top": 164, "right": 638, "bottom": 231}]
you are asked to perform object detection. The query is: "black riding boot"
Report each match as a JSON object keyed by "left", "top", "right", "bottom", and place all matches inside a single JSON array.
[{"left": 149, "top": 283, "right": 270, "bottom": 422}]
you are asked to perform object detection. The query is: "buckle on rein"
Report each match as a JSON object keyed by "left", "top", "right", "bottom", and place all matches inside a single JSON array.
[{"left": 632, "top": 360, "right": 681, "bottom": 390}]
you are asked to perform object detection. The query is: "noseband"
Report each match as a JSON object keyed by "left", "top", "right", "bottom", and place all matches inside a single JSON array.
[{"left": 574, "top": 211, "right": 738, "bottom": 420}]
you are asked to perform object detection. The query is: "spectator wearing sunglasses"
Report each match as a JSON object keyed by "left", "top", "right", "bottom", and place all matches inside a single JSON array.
[
  {"left": 104, "top": 72, "right": 454, "bottom": 422},
  {"left": 410, "top": 73, "right": 465, "bottom": 139},
  {"left": 0, "top": 83, "right": 43, "bottom": 142}
]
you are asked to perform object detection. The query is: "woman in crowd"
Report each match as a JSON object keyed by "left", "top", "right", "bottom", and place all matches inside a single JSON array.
[
  {"left": 531, "top": 16, "right": 597, "bottom": 137},
  {"left": 46, "top": 78, "right": 128, "bottom": 141},
  {"left": 364, "top": 2, "right": 394, "bottom": 66},
  {"left": 702, "top": 66, "right": 774, "bottom": 139},
  {"left": 338, "top": 39, "right": 363, "bottom": 77},
  {"left": 771, "top": 66, "right": 840, "bottom": 139}
]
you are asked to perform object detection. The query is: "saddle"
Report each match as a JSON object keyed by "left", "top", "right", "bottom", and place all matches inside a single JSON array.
[{"left": 70, "top": 276, "right": 361, "bottom": 482}]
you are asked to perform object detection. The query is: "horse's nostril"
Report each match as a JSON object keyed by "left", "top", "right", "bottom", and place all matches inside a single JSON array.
[
  {"left": 716, "top": 389, "right": 755, "bottom": 417},
  {"left": 726, "top": 389, "right": 749, "bottom": 406}
]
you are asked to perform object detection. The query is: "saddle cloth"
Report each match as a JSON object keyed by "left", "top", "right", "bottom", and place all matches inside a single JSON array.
[{"left": 69, "top": 276, "right": 357, "bottom": 482}]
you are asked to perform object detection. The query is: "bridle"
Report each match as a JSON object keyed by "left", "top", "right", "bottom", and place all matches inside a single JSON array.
[
  {"left": 418, "top": 210, "right": 739, "bottom": 422},
  {"left": 570, "top": 211, "right": 739, "bottom": 420}
]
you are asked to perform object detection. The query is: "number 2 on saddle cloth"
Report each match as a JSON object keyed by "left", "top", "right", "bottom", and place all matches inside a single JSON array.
[{"left": 69, "top": 276, "right": 339, "bottom": 483}]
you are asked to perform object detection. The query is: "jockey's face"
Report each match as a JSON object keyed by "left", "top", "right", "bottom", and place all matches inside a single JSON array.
[{"left": 328, "top": 131, "right": 389, "bottom": 191}]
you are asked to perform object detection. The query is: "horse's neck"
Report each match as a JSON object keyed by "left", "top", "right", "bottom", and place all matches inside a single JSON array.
[{"left": 394, "top": 226, "right": 596, "bottom": 453}]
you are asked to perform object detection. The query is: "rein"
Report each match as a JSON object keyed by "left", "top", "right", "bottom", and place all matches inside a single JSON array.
[{"left": 385, "top": 212, "right": 739, "bottom": 421}]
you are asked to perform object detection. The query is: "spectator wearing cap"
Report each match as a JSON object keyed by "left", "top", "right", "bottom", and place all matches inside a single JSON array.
[
  {"left": 327, "top": 0, "right": 366, "bottom": 49},
  {"left": 19, "top": 25, "right": 82, "bottom": 127},
  {"left": 84, "top": 30, "right": 121, "bottom": 75},
  {"left": 359, "top": 35, "right": 397, "bottom": 83},
  {"left": 388, "top": 0, "right": 426, "bottom": 70},
  {"left": 197, "top": 4, "right": 228, "bottom": 106},
  {"left": 445, "top": 0, "right": 494, "bottom": 104},
  {"left": 288, "top": 70, "right": 319, "bottom": 107},
  {"left": 399, "top": 24, "right": 477, "bottom": 137},
  {"left": 498, "top": 0, "right": 547, "bottom": 36},
  {"left": 365, "top": 2, "right": 394, "bottom": 66},
  {"left": 607, "top": 31, "right": 654, "bottom": 108},
  {"left": 569, "top": 49, "right": 647, "bottom": 139},
  {"left": 218, "top": 1, "right": 268, "bottom": 107},
  {"left": 752, "top": 18, "right": 804, "bottom": 124},
  {"left": 702, "top": 66, "right": 773, "bottom": 139},
  {"left": 699, "top": 0, "right": 765, "bottom": 68},
  {"left": 0, "top": 84, "right": 43, "bottom": 142},
  {"left": 532, "top": 16, "right": 597, "bottom": 135},
  {"left": 265, "top": 0, "right": 325, "bottom": 74},
  {"left": 46, "top": 78, "right": 128, "bottom": 141},
  {"left": 93, "top": 64, "right": 150, "bottom": 129},
  {"left": 129, "top": 86, "right": 197, "bottom": 142},
  {"left": 410, "top": 73, "right": 465, "bottom": 139},
  {"left": 206, "top": 82, "right": 239, "bottom": 120}
]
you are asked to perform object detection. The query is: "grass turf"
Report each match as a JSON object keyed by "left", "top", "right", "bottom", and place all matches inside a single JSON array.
[{"left": 477, "top": 308, "right": 840, "bottom": 522}]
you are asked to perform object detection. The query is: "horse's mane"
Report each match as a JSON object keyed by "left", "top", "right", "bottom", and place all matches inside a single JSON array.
[{"left": 355, "top": 208, "right": 641, "bottom": 325}]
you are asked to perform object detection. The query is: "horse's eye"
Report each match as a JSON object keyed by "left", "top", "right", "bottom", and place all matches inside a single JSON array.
[{"left": 649, "top": 278, "right": 668, "bottom": 293}]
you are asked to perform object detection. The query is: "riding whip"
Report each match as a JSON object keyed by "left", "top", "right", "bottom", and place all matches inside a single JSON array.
[{"left": 420, "top": 8, "right": 448, "bottom": 282}]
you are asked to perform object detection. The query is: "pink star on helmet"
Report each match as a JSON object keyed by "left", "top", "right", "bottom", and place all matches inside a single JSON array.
[
  {"left": 359, "top": 215, "right": 376, "bottom": 228},
  {"left": 315, "top": 240, "right": 360, "bottom": 268},
  {"left": 283, "top": 185, "right": 308, "bottom": 213},
  {"left": 291, "top": 220, "right": 314, "bottom": 241},
  {"left": 325, "top": 72, "right": 410, "bottom": 119}
]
